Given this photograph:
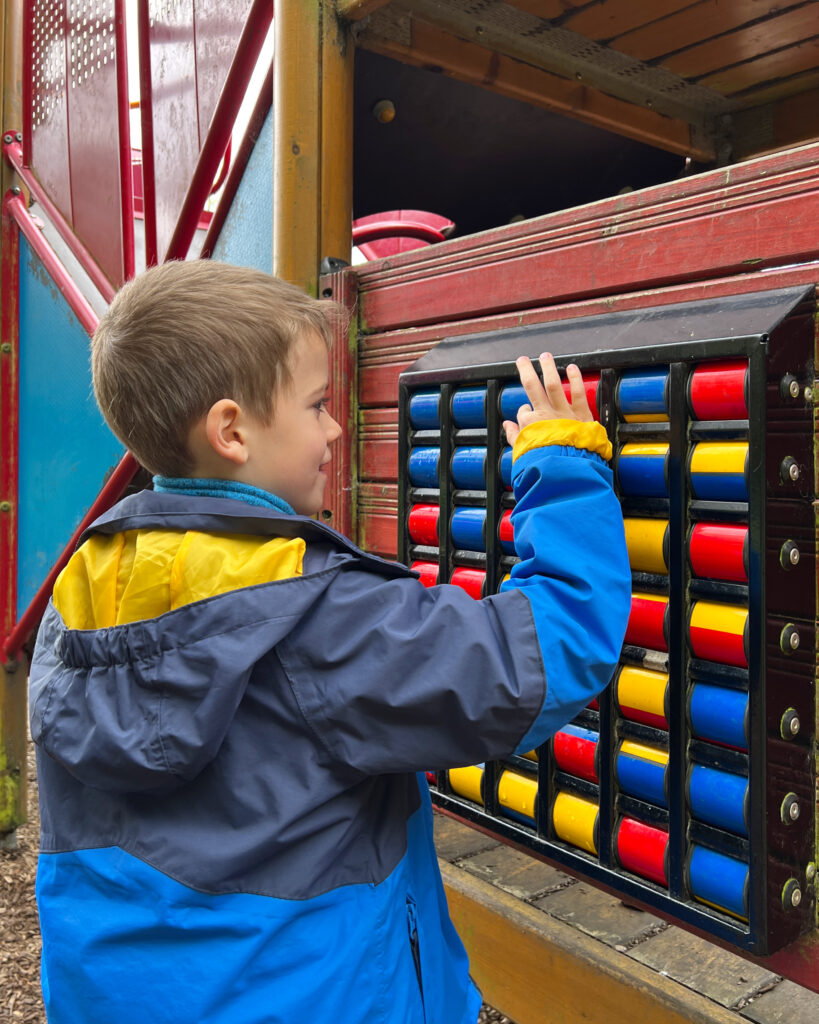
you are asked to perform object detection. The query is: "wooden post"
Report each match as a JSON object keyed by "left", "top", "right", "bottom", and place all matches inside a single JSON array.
[{"left": 273, "top": 0, "right": 353, "bottom": 295}]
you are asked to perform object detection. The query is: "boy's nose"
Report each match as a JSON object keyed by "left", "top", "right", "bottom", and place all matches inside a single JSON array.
[{"left": 327, "top": 414, "right": 342, "bottom": 442}]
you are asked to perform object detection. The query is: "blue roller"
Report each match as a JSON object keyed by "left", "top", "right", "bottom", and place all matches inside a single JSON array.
[
  {"left": 408, "top": 447, "right": 440, "bottom": 488},
  {"left": 452, "top": 387, "right": 487, "bottom": 428},
  {"left": 690, "top": 472, "right": 749, "bottom": 502},
  {"left": 688, "top": 845, "right": 749, "bottom": 919},
  {"left": 451, "top": 447, "right": 487, "bottom": 490},
  {"left": 500, "top": 385, "right": 528, "bottom": 422},
  {"left": 616, "top": 746, "right": 668, "bottom": 808},
  {"left": 616, "top": 446, "right": 669, "bottom": 498},
  {"left": 617, "top": 367, "right": 669, "bottom": 421},
  {"left": 451, "top": 507, "right": 486, "bottom": 551},
  {"left": 409, "top": 390, "right": 441, "bottom": 429},
  {"left": 689, "top": 684, "right": 748, "bottom": 750},
  {"left": 689, "top": 765, "right": 748, "bottom": 837},
  {"left": 500, "top": 447, "right": 513, "bottom": 488}
]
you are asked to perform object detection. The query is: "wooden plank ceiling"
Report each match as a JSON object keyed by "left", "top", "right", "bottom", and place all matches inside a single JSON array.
[{"left": 354, "top": 0, "right": 819, "bottom": 162}]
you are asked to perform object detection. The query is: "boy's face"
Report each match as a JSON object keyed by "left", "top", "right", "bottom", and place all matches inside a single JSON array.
[{"left": 244, "top": 331, "right": 341, "bottom": 515}]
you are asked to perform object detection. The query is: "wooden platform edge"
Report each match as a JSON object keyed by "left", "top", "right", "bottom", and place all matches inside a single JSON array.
[{"left": 441, "top": 859, "right": 740, "bottom": 1024}]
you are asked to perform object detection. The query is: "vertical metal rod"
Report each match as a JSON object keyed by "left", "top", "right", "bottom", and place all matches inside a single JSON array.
[
  {"left": 114, "top": 0, "right": 134, "bottom": 281},
  {"left": 746, "top": 338, "right": 768, "bottom": 949},
  {"left": 135, "top": 0, "right": 157, "bottom": 267},
  {"left": 666, "top": 360, "right": 689, "bottom": 901},
  {"left": 0, "top": 192, "right": 20, "bottom": 652}
]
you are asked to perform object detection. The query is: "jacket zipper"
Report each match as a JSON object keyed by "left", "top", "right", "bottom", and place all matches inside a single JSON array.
[{"left": 406, "top": 894, "right": 426, "bottom": 1019}]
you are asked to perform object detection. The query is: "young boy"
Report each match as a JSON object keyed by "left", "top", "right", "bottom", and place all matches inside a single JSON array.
[{"left": 30, "top": 260, "right": 630, "bottom": 1024}]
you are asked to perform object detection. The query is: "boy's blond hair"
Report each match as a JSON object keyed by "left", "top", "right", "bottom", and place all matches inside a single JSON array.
[{"left": 92, "top": 260, "right": 336, "bottom": 477}]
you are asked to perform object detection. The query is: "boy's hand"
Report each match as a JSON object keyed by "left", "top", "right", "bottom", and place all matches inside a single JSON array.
[{"left": 503, "top": 352, "right": 593, "bottom": 445}]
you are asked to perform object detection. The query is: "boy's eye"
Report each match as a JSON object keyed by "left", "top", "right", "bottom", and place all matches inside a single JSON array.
[{"left": 314, "top": 398, "right": 329, "bottom": 413}]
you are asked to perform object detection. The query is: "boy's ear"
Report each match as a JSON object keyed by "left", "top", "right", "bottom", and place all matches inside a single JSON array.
[{"left": 204, "top": 399, "right": 250, "bottom": 466}]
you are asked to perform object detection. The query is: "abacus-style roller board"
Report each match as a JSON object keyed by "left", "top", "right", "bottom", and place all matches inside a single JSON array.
[{"left": 397, "top": 285, "right": 817, "bottom": 956}]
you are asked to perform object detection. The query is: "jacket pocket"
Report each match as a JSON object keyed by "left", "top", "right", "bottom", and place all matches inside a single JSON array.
[{"left": 406, "top": 894, "right": 427, "bottom": 1022}]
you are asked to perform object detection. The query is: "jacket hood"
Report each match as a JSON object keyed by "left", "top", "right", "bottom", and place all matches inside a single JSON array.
[{"left": 29, "top": 490, "right": 412, "bottom": 794}]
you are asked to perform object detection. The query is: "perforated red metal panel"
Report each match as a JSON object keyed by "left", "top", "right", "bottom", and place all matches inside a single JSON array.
[
  {"left": 26, "top": 0, "right": 73, "bottom": 224},
  {"left": 25, "top": 0, "right": 132, "bottom": 289}
]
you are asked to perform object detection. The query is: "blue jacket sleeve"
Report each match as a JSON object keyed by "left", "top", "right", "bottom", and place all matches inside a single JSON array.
[
  {"left": 279, "top": 424, "right": 630, "bottom": 776},
  {"left": 502, "top": 436, "right": 630, "bottom": 754}
]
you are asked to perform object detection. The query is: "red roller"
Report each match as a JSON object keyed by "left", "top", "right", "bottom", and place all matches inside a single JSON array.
[
  {"left": 616, "top": 818, "right": 668, "bottom": 886},
  {"left": 625, "top": 594, "right": 668, "bottom": 652},
  {"left": 688, "top": 360, "right": 748, "bottom": 420},
  {"left": 499, "top": 509, "right": 515, "bottom": 553},
  {"left": 689, "top": 523, "right": 748, "bottom": 583},
  {"left": 451, "top": 567, "right": 486, "bottom": 599},
  {"left": 553, "top": 727, "right": 598, "bottom": 783},
  {"left": 408, "top": 504, "right": 440, "bottom": 546},
  {"left": 412, "top": 561, "right": 439, "bottom": 588},
  {"left": 562, "top": 374, "right": 600, "bottom": 421}
]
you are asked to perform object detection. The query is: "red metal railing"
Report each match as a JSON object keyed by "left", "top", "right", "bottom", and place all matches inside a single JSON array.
[
  {"left": 4, "top": 137, "right": 116, "bottom": 304},
  {"left": 164, "top": 0, "right": 272, "bottom": 262},
  {"left": 0, "top": 191, "right": 140, "bottom": 662}
]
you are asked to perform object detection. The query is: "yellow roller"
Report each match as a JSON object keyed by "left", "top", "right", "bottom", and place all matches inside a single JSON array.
[
  {"left": 623, "top": 412, "right": 670, "bottom": 423},
  {"left": 616, "top": 665, "right": 668, "bottom": 728},
  {"left": 498, "top": 770, "right": 538, "bottom": 822},
  {"left": 619, "top": 442, "right": 669, "bottom": 458},
  {"left": 689, "top": 442, "right": 748, "bottom": 475},
  {"left": 521, "top": 750, "right": 538, "bottom": 762},
  {"left": 448, "top": 765, "right": 484, "bottom": 805},
  {"left": 619, "top": 740, "right": 669, "bottom": 766},
  {"left": 553, "top": 791, "right": 598, "bottom": 855},
  {"left": 689, "top": 600, "right": 748, "bottom": 636},
  {"left": 623, "top": 518, "right": 668, "bottom": 575}
]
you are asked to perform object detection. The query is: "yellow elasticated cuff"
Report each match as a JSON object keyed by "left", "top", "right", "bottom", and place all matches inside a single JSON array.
[{"left": 512, "top": 419, "right": 613, "bottom": 463}]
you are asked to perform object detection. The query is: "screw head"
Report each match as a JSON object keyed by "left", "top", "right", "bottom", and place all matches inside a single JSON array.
[
  {"left": 782, "top": 878, "right": 802, "bottom": 910},
  {"left": 14, "top": 132, "right": 21, "bottom": 142},
  {"left": 10, "top": 186, "right": 20, "bottom": 196},
  {"left": 2, "top": 133, "right": 12, "bottom": 144},
  {"left": 780, "top": 540, "right": 800, "bottom": 569},
  {"left": 806, "top": 863, "right": 816, "bottom": 883},
  {"left": 0, "top": 342, "right": 11, "bottom": 354},
  {"left": 0, "top": 501, "right": 11, "bottom": 512},
  {"left": 781, "top": 708, "right": 800, "bottom": 738},
  {"left": 780, "top": 623, "right": 800, "bottom": 652},
  {"left": 780, "top": 456, "right": 800, "bottom": 483},
  {"left": 804, "top": 386, "right": 814, "bottom": 402},
  {"left": 781, "top": 792, "right": 800, "bottom": 823},
  {"left": 789, "top": 379, "right": 800, "bottom": 398}
]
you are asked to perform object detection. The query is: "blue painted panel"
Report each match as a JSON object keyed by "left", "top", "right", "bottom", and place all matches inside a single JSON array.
[
  {"left": 212, "top": 108, "right": 273, "bottom": 272},
  {"left": 17, "top": 238, "right": 124, "bottom": 617}
]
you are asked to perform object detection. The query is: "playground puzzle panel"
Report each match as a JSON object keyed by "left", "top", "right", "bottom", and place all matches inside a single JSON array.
[{"left": 398, "top": 285, "right": 817, "bottom": 956}]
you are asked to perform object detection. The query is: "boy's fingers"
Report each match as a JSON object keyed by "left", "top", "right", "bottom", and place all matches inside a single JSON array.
[
  {"left": 538, "top": 352, "right": 572, "bottom": 415},
  {"left": 503, "top": 419, "right": 520, "bottom": 444},
  {"left": 566, "top": 363, "right": 593, "bottom": 421},
  {"left": 515, "top": 356, "right": 547, "bottom": 410}
]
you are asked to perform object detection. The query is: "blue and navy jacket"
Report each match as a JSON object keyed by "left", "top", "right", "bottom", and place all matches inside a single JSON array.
[{"left": 30, "top": 420, "right": 630, "bottom": 1024}]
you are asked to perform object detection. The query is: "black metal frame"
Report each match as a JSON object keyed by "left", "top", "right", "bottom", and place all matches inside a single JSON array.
[{"left": 397, "top": 285, "right": 816, "bottom": 956}]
